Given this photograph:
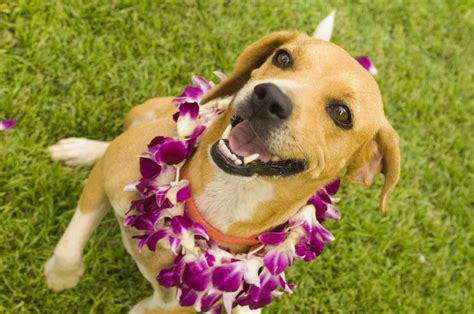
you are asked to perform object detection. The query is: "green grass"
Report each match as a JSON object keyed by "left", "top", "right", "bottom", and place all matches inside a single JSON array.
[{"left": 1, "top": 0, "right": 472, "bottom": 312}]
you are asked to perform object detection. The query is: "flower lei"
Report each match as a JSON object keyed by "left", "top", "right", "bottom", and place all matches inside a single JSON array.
[{"left": 124, "top": 74, "right": 342, "bottom": 313}]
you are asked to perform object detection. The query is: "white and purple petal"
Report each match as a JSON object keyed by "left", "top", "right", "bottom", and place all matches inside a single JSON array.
[
  {"left": 193, "top": 222, "right": 210, "bottom": 240},
  {"left": 323, "top": 204, "right": 341, "bottom": 221},
  {"left": 139, "top": 157, "right": 161, "bottom": 178},
  {"left": 356, "top": 56, "right": 377, "bottom": 75},
  {"left": 258, "top": 231, "right": 288, "bottom": 246},
  {"left": 158, "top": 140, "right": 188, "bottom": 165},
  {"left": 157, "top": 266, "right": 176, "bottom": 287},
  {"left": 146, "top": 228, "right": 170, "bottom": 251},
  {"left": 169, "top": 237, "right": 182, "bottom": 254},
  {"left": 147, "top": 136, "right": 168, "bottom": 149},
  {"left": 314, "top": 221, "right": 335, "bottom": 242},
  {"left": 178, "top": 284, "right": 199, "bottom": 307},
  {"left": 171, "top": 215, "right": 193, "bottom": 235},
  {"left": 182, "top": 86, "right": 204, "bottom": 100},
  {"left": 325, "top": 178, "right": 341, "bottom": 195},
  {"left": 263, "top": 249, "right": 293, "bottom": 274},
  {"left": 192, "top": 75, "right": 213, "bottom": 92},
  {"left": 0, "top": 119, "right": 16, "bottom": 131},
  {"left": 183, "top": 266, "right": 212, "bottom": 291},
  {"left": 242, "top": 257, "right": 262, "bottom": 287},
  {"left": 199, "top": 291, "right": 221, "bottom": 312},
  {"left": 213, "top": 70, "right": 227, "bottom": 81},
  {"left": 212, "top": 263, "right": 244, "bottom": 292},
  {"left": 222, "top": 291, "right": 240, "bottom": 314},
  {"left": 310, "top": 193, "right": 328, "bottom": 211},
  {"left": 178, "top": 101, "right": 200, "bottom": 119}
]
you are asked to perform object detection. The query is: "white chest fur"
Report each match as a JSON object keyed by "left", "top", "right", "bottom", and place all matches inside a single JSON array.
[{"left": 194, "top": 172, "right": 273, "bottom": 232}]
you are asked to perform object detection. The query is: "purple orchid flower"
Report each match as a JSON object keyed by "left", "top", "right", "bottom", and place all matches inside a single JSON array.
[
  {"left": 258, "top": 231, "right": 288, "bottom": 246},
  {"left": 157, "top": 265, "right": 176, "bottom": 288},
  {"left": 198, "top": 291, "right": 222, "bottom": 312},
  {"left": 139, "top": 156, "right": 161, "bottom": 179},
  {"left": 310, "top": 191, "right": 341, "bottom": 223},
  {"left": 175, "top": 102, "right": 201, "bottom": 139},
  {"left": 213, "top": 71, "right": 227, "bottom": 81},
  {"left": 168, "top": 215, "right": 209, "bottom": 254},
  {"left": 192, "top": 75, "right": 214, "bottom": 92},
  {"left": 157, "top": 140, "right": 188, "bottom": 165},
  {"left": 178, "top": 284, "right": 199, "bottom": 307},
  {"left": 212, "top": 263, "right": 244, "bottom": 292},
  {"left": 173, "top": 76, "right": 213, "bottom": 105},
  {"left": 0, "top": 119, "right": 16, "bottom": 131},
  {"left": 325, "top": 178, "right": 341, "bottom": 195},
  {"left": 263, "top": 247, "right": 294, "bottom": 275},
  {"left": 356, "top": 56, "right": 377, "bottom": 75}
]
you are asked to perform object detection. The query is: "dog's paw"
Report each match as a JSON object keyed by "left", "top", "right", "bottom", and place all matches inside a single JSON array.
[
  {"left": 129, "top": 293, "right": 182, "bottom": 314},
  {"left": 48, "top": 137, "right": 109, "bottom": 167},
  {"left": 233, "top": 306, "right": 262, "bottom": 314},
  {"left": 44, "top": 256, "right": 85, "bottom": 292}
]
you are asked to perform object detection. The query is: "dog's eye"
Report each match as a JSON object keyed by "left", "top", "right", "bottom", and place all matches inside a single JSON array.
[
  {"left": 273, "top": 49, "right": 292, "bottom": 69},
  {"left": 327, "top": 103, "right": 352, "bottom": 129}
]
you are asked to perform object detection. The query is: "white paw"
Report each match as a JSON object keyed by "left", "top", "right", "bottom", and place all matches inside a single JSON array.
[
  {"left": 44, "top": 256, "right": 85, "bottom": 292},
  {"left": 48, "top": 137, "right": 109, "bottom": 167},
  {"left": 129, "top": 300, "right": 146, "bottom": 314},
  {"left": 129, "top": 297, "right": 154, "bottom": 314},
  {"left": 129, "top": 292, "right": 181, "bottom": 314},
  {"left": 234, "top": 306, "right": 262, "bottom": 314}
]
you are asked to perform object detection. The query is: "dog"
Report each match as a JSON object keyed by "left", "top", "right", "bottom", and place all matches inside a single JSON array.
[{"left": 44, "top": 28, "right": 400, "bottom": 313}]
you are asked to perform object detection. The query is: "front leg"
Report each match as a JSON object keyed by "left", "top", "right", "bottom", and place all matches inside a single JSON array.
[{"left": 45, "top": 161, "right": 109, "bottom": 291}]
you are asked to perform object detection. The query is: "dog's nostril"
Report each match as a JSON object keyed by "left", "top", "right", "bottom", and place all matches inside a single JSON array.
[
  {"left": 254, "top": 85, "right": 267, "bottom": 99},
  {"left": 270, "top": 103, "right": 283, "bottom": 118}
]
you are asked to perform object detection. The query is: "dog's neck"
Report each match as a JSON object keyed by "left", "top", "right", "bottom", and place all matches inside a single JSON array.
[{"left": 193, "top": 171, "right": 274, "bottom": 233}]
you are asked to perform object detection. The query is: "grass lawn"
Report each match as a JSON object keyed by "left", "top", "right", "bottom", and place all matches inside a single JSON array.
[{"left": 1, "top": 0, "right": 472, "bottom": 312}]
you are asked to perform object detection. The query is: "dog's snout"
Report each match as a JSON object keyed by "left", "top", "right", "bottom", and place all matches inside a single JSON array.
[{"left": 251, "top": 83, "right": 293, "bottom": 120}]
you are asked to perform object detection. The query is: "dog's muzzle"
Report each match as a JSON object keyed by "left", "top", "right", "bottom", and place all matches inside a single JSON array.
[
  {"left": 239, "top": 82, "right": 293, "bottom": 125},
  {"left": 209, "top": 83, "right": 306, "bottom": 177}
]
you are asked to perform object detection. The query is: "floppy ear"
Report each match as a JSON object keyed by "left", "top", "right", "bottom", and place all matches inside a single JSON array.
[
  {"left": 201, "top": 31, "right": 298, "bottom": 104},
  {"left": 345, "top": 121, "right": 401, "bottom": 212}
]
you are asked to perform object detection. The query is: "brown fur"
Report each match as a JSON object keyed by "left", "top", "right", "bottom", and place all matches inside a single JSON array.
[{"left": 46, "top": 31, "right": 400, "bottom": 312}]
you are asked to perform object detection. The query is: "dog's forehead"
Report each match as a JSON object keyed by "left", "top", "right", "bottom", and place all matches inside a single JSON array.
[
  {"left": 283, "top": 38, "right": 372, "bottom": 81},
  {"left": 274, "top": 37, "right": 383, "bottom": 111}
]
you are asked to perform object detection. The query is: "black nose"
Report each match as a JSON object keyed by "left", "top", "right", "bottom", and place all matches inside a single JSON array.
[{"left": 251, "top": 83, "right": 293, "bottom": 120}]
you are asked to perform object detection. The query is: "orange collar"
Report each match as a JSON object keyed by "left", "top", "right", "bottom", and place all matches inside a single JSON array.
[{"left": 186, "top": 197, "right": 260, "bottom": 246}]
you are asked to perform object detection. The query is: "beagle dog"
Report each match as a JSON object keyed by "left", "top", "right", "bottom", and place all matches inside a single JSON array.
[{"left": 45, "top": 31, "right": 400, "bottom": 313}]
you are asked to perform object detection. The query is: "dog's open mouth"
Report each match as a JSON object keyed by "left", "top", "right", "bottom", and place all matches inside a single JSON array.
[{"left": 210, "top": 116, "right": 307, "bottom": 177}]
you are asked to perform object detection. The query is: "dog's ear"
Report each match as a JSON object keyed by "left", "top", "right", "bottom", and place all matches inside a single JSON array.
[
  {"left": 201, "top": 31, "right": 298, "bottom": 104},
  {"left": 345, "top": 121, "right": 401, "bottom": 212}
]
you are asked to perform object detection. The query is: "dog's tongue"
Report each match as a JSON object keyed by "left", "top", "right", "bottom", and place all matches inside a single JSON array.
[{"left": 229, "top": 120, "right": 272, "bottom": 162}]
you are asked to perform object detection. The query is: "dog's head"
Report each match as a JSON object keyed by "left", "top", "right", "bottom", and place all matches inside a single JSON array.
[{"left": 199, "top": 31, "right": 400, "bottom": 212}]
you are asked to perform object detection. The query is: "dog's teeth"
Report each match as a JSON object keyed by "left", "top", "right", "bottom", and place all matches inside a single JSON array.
[
  {"left": 222, "top": 124, "right": 232, "bottom": 140},
  {"left": 230, "top": 154, "right": 238, "bottom": 161},
  {"left": 234, "top": 159, "right": 243, "bottom": 165},
  {"left": 243, "top": 153, "right": 259, "bottom": 165},
  {"left": 223, "top": 145, "right": 231, "bottom": 155},
  {"left": 271, "top": 155, "right": 281, "bottom": 162},
  {"left": 218, "top": 142, "right": 225, "bottom": 153},
  {"left": 219, "top": 140, "right": 225, "bottom": 148}
]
